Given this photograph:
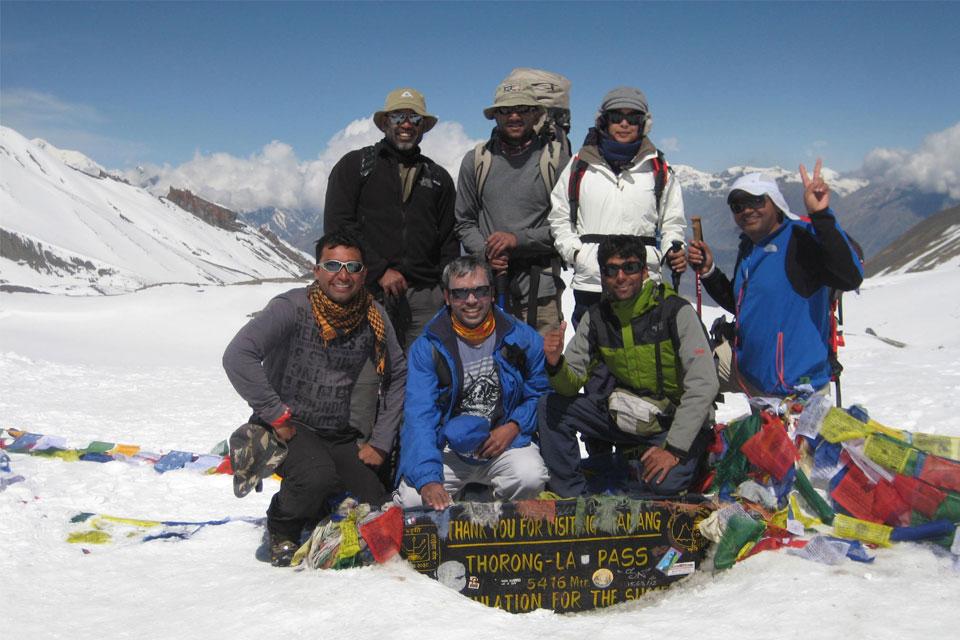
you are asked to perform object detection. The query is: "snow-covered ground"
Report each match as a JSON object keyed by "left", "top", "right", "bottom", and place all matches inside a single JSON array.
[{"left": 2, "top": 267, "right": 959, "bottom": 639}]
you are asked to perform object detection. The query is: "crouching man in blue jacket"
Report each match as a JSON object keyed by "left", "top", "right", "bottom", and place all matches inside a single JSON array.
[{"left": 395, "top": 255, "right": 550, "bottom": 510}]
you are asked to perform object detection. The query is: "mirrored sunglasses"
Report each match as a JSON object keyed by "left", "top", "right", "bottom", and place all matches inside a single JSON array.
[
  {"left": 387, "top": 112, "right": 424, "bottom": 126},
  {"left": 729, "top": 194, "right": 768, "bottom": 214},
  {"left": 601, "top": 261, "right": 644, "bottom": 278},
  {"left": 494, "top": 105, "right": 538, "bottom": 116},
  {"left": 448, "top": 285, "right": 492, "bottom": 301},
  {"left": 318, "top": 260, "right": 365, "bottom": 274},
  {"left": 605, "top": 111, "right": 645, "bottom": 126}
]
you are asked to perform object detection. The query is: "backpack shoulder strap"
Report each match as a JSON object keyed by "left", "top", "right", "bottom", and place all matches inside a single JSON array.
[
  {"left": 473, "top": 141, "right": 492, "bottom": 201},
  {"left": 359, "top": 145, "right": 377, "bottom": 182},
  {"left": 650, "top": 149, "right": 670, "bottom": 237},
  {"left": 567, "top": 156, "right": 590, "bottom": 228},
  {"left": 538, "top": 139, "right": 563, "bottom": 191},
  {"left": 432, "top": 344, "right": 452, "bottom": 389}
]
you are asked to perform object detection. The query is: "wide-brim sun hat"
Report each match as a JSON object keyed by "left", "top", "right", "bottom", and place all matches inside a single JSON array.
[
  {"left": 483, "top": 81, "right": 543, "bottom": 120},
  {"left": 373, "top": 87, "right": 438, "bottom": 133},
  {"left": 728, "top": 173, "right": 799, "bottom": 220}
]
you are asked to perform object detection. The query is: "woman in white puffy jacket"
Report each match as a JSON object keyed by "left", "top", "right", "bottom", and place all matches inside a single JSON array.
[{"left": 549, "top": 86, "right": 687, "bottom": 326}]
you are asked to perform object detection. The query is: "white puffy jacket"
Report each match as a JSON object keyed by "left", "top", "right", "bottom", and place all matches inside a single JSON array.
[{"left": 549, "top": 140, "right": 686, "bottom": 292}]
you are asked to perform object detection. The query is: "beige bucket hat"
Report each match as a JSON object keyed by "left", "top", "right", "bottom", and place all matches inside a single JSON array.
[
  {"left": 373, "top": 87, "right": 438, "bottom": 132},
  {"left": 483, "top": 81, "right": 543, "bottom": 120}
]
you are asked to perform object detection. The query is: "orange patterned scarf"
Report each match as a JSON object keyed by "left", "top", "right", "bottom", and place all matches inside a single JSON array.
[
  {"left": 307, "top": 281, "right": 387, "bottom": 375},
  {"left": 451, "top": 310, "right": 495, "bottom": 344}
]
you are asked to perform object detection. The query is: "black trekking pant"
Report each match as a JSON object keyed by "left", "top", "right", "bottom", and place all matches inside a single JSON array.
[
  {"left": 538, "top": 392, "right": 710, "bottom": 498},
  {"left": 571, "top": 289, "right": 602, "bottom": 329},
  {"left": 267, "top": 428, "right": 386, "bottom": 540}
]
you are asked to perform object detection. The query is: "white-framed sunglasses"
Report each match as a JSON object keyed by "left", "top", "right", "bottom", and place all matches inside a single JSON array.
[{"left": 317, "top": 260, "right": 365, "bottom": 274}]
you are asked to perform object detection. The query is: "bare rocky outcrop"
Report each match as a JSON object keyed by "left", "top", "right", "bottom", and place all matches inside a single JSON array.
[
  {"left": 257, "top": 226, "right": 314, "bottom": 273},
  {"left": 0, "top": 227, "right": 105, "bottom": 275},
  {"left": 165, "top": 188, "right": 244, "bottom": 232}
]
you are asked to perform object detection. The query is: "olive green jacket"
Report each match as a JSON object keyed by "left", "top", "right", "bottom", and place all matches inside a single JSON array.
[{"left": 548, "top": 280, "right": 718, "bottom": 455}]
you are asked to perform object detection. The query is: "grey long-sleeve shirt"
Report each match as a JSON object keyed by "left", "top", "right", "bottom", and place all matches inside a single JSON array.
[
  {"left": 222, "top": 287, "right": 406, "bottom": 453},
  {"left": 454, "top": 139, "right": 570, "bottom": 298}
]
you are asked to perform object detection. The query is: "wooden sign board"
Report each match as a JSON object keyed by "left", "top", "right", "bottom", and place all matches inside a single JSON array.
[{"left": 401, "top": 497, "right": 712, "bottom": 613}]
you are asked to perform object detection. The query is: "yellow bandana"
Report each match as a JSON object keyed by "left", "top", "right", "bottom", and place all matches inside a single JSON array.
[{"left": 451, "top": 310, "right": 495, "bottom": 344}]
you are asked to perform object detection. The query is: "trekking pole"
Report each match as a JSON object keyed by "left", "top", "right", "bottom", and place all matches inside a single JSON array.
[
  {"left": 692, "top": 217, "right": 703, "bottom": 317},
  {"left": 495, "top": 271, "right": 509, "bottom": 310},
  {"left": 669, "top": 240, "right": 684, "bottom": 291},
  {"left": 834, "top": 297, "right": 844, "bottom": 408}
]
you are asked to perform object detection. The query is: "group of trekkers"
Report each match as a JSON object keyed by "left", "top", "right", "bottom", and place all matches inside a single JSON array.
[{"left": 222, "top": 70, "right": 864, "bottom": 566}]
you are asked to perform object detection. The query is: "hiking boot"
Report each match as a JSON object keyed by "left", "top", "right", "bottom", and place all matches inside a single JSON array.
[{"left": 270, "top": 535, "right": 298, "bottom": 567}]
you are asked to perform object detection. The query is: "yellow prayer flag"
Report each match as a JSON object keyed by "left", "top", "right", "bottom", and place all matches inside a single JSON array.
[
  {"left": 820, "top": 408, "right": 869, "bottom": 443},
  {"left": 832, "top": 514, "right": 892, "bottom": 547}
]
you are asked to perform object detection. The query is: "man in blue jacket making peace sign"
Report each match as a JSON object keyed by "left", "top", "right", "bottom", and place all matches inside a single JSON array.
[{"left": 687, "top": 159, "right": 863, "bottom": 398}]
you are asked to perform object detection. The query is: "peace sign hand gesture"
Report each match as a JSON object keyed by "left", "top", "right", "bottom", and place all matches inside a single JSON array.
[{"left": 800, "top": 158, "right": 830, "bottom": 214}]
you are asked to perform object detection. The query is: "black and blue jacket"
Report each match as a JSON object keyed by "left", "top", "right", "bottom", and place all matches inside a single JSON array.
[{"left": 702, "top": 208, "right": 863, "bottom": 395}]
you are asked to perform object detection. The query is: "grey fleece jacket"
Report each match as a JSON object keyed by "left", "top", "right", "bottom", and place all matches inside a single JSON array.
[
  {"left": 222, "top": 287, "right": 406, "bottom": 453},
  {"left": 454, "top": 138, "right": 570, "bottom": 298}
]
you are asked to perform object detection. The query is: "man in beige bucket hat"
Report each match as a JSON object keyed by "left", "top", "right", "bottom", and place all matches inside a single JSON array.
[
  {"left": 324, "top": 88, "right": 458, "bottom": 478},
  {"left": 455, "top": 77, "right": 571, "bottom": 334},
  {"left": 325, "top": 87, "right": 456, "bottom": 349}
]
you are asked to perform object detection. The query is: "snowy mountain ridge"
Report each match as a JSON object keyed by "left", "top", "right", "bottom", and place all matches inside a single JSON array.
[
  {"left": 0, "top": 127, "right": 312, "bottom": 295},
  {"left": 671, "top": 163, "right": 868, "bottom": 198},
  {"left": 31, "top": 137, "right": 109, "bottom": 179},
  {"left": 865, "top": 204, "right": 960, "bottom": 277}
]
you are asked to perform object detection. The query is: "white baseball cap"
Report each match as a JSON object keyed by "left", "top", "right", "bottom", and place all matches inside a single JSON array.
[{"left": 728, "top": 173, "right": 799, "bottom": 220}]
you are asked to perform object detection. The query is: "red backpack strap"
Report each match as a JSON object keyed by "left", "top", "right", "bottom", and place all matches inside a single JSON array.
[{"left": 652, "top": 150, "right": 668, "bottom": 212}]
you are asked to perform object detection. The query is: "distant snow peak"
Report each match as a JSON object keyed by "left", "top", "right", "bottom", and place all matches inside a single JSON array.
[{"left": 676, "top": 163, "right": 868, "bottom": 198}]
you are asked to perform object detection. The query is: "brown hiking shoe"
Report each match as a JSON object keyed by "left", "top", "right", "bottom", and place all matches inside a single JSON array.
[{"left": 270, "top": 535, "right": 297, "bottom": 567}]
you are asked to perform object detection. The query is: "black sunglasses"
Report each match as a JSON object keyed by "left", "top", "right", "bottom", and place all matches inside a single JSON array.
[
  {"left": 729, "top": 194, "right": 768, "bottom": 214},
  {"left": 317, "top": 260, "right": 365, "bottom": 274},
  {"left": 601, "top": 261, "right": 644, "bottom": 278},
  {"left": 605, "top": 111, "right": 645, "bottom": 126},
  {"left": 495, "top": 105, "right": 538, "bottom": 116},
  {"left": 387, "top": 112, "right": 424, "bottom": 126},
  {"left": 448, "top": 285, "right": 492, "bottom": 301}
]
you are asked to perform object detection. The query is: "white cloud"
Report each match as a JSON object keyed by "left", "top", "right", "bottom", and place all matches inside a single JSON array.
[
  {"left": 0, "top": 88, "right": 104, "bottom": 126},
  {"left": 861, "top": 122, "right": 960, "bottom": 199},
  {"left": 659, "top": 137, "right": 680, "bottom": 152},
  {"left": 130, "top": 118, "right": 483, "bottom": 212}
]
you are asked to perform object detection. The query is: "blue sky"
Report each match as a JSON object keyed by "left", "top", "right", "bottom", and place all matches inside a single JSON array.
[{"left": 2, "top": 1, "right": 959, "bottom": 183}]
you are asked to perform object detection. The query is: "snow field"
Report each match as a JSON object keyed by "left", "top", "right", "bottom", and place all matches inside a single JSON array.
[{"left": 2, "top": 269, "right": 959, "bottom": 639}]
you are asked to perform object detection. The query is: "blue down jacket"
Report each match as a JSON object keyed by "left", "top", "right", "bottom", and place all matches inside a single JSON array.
[{"left": 396, "top": 306, "right": 549, "bottom": 490}]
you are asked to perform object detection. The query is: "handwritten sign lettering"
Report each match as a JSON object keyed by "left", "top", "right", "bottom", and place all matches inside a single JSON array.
[{"left": 402, "top": 498, "right": 710, "bottom": 613}]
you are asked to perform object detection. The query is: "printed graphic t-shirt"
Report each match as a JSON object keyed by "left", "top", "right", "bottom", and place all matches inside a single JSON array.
[{"left": 456, "top": 333, "right": 501, "bottom": 422}]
